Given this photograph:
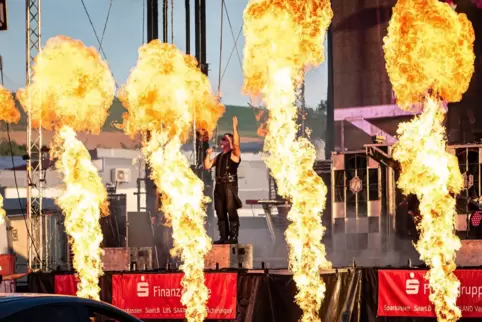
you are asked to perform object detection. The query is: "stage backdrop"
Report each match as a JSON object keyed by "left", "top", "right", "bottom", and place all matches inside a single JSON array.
[
  {"left": 332, "top": 0, "right": 482, "bottom": 150},
  {"left": 29, "top": 269, "right": 362, "bottom": 322}
]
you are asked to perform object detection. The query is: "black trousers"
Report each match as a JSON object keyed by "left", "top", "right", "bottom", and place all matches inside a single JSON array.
[{"left": 214, "top": 182, "right": 240, "bottom": 237}]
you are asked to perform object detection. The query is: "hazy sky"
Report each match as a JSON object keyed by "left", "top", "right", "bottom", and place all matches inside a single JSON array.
[{"left": 0, "top": 0, "right": 328, "bottom": 107}]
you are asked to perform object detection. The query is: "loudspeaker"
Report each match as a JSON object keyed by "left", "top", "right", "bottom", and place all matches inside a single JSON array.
[
  {"left": 127, "top": 212, "right": 155, "bottom": 248},
  {"left": 100, "top": 194, "right": 127, "bottom": 247}
]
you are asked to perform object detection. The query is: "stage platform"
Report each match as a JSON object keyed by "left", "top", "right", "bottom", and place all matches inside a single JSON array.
[{"left": 27, "top": 265, "right": 482, "bottom": 322}]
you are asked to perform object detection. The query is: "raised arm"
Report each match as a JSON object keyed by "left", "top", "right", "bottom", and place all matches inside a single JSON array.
[
  {"left": 232, "top": 116, "right": 241, "bottom": 158},
  {"left": 203, "top": 147, "right": 216, "bottom": 170},
  {"left": 3, "top": 268, "right": 33, "bottom": 281}
]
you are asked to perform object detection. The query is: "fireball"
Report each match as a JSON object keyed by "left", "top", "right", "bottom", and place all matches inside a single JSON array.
[
  {"left": 17, "top": 35, "right": 115, "bottom": 300},
  {"left": 0, "top": 85, "right": 20, "bottom": 124},
  {"left": 119, "top": 40, "right": 224, "bottom": 322},
  {"left": 383, "top": 0, "right": 475, "bottom": 320},
  {"left": 0, "top": 85, "right": 20, "bottom": 225},
  {"left": 243, "top": 1, "right": 333, "bottom": 321}
]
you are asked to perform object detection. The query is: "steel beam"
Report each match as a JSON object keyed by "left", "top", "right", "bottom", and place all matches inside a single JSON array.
[
  {"left": 26, "top": 0, "right": 43, "bottom": 270},
  {"left": 334, "top": 104, "right": 421, "bottom": 121}
]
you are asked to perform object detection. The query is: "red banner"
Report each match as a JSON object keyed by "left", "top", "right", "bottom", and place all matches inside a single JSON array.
[
  {"left": 54, "top": 275, "right": 79, "bottom": 295},
  {"left": 54, "top": 273, "right": 237, "bottom": 319},
  {"left": 112, "top": 273, "right": 237, "bottom": 319},
  {"left": 0, "top": 254, "right": 15, "bottom": 276},
  {"left": 378, "top": 270, "right": 482, "bottom": 317}
]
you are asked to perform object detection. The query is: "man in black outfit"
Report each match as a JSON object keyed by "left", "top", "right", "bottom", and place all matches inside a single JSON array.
[{"left": 204, "top": 116, "right": 242, "bottom": 244}]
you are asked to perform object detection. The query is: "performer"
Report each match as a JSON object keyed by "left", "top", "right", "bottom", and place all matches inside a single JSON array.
[{"left": 204, "top": 116, "right": 242, "bottom": 244}]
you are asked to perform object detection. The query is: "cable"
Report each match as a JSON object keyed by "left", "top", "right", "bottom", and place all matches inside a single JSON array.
[
  {"left": 99, "top": 0, "right": 113, "bottom": 52},
  {"left": 216, "top": 0, "right": 224, "bottom": 95},
  {"left": 223, "top": 4, "right": 243, "bottom": 73},
  {"left": 218, "top": 5, "right": 263, "bottom": 132},
  {"left": 79, "top": 0, "right": 120, "bottom": 89},
  {"left": 213, "top": 0, "right": 225, "bottom": 146},
  {"left": 219, "top": 25, "right": 242, "bottom": 85},
  {"left": 6, "top": 123, "right": 41, "bottom": 260}
]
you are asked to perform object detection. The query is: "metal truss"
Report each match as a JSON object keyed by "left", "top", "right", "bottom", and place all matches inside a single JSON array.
[{"left": 26, "top": 0, "right": 44, "bottom": 270}]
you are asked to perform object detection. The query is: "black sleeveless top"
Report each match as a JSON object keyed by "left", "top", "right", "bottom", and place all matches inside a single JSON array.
[{"left": 215, "top": 151, "right": 240, "bottom": 177}]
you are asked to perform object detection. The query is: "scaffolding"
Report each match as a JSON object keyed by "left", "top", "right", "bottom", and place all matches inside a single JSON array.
[{"left": 26, "top": 0, "right": 44, "bottom": 270}]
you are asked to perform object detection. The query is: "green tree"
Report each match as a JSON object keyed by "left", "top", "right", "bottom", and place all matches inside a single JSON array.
[
  {"left": 304, "top": 99, "right": 327, "bottom": 140},
  {"left": 315, "top": 99, "right": 328, "bottom": 117},
  {"left": 0, "top": 141, "right": 27, "bottom": 156}
]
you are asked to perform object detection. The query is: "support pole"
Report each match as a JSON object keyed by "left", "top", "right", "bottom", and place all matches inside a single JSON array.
[
  {"left": 145, "top": 0, "right": 159, "bottom": 218},
  {"left": 194, "top": 0, "right": 214, "bottom": 236},
  {"left": 144, "top": 0, "right": 165, "bottom": 267},
  {"left": 26, "top": 0, "right": 43, "bottom": 271},
  {"left": 185, "top": 0, "right": 190, "bottom": 54},
  {"left": 162, "top": 0, "right": 168, "bottom": 43},
  {"left": 147, "top": 0, "right": 158, "bottom": 42},
  {"left": 325, "top": 26, "right": 334, "bottom": 157},
  {"left": 145, "top": 0, "right": 163, "bottom": 267}
]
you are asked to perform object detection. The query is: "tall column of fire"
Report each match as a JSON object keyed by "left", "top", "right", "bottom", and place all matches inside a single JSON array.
[
  {"left": 17, "top": 36, "right": 115, "bottom": 300},
  {"left": 0, "top": 85, "right": 21, "bottom": 225},
  {"left": 119, "top": 41, "right": 224, "bottom": 322},
  {"left": 383, "top": 1, "right": 475, "bottom": 320},
  {"left": 243, "top": 2, "right": 332, "bottom": 321}
]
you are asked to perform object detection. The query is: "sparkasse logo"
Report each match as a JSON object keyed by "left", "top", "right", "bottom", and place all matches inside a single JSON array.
[
  {"left": 137, "top": 276, "right": 149, "bottom": 297},
  {"left": 405, "top": 272, "right": 420, "bottom": 295}
]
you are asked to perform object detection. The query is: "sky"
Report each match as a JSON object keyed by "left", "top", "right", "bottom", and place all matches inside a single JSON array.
[{"left": 0, "top": 0, "right": 328, "bottom": 107}]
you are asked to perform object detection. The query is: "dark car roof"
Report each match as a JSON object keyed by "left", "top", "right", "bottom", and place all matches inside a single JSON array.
[{"left": 0, "top": 293, "right": 141, "bottom": 321}]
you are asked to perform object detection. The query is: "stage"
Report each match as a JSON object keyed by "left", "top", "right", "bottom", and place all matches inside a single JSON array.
[{"left": 26, "top": 267, "right": 482, "bottom": 322}]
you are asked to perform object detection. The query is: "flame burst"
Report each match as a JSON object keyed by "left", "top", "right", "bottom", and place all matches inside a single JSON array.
[
  {"left": 0, "top": 85, "right": 21, "bottom": 124},
  {"left": 243, "top": 1, "right": 332, "bottom": 321},
  {"left": 119, "top": 41, "right": 224, "bottom": 322},
  {"left": 0, "top": 86, "right": 20, "bottom": 225},
  {"left": 17, "top": 36, "right": 115, "bottom": 300},
  {"left": 384, "top": 1, "right": 475, "bottom": 320},
  {"left": 0, "top": 195, "right": 6, "bottom": 226}
]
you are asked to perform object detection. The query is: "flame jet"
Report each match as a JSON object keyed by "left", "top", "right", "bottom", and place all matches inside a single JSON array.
[
  {"left": 243, "top": 1, "right": 332, "bottom": 321},
  {"left": 119, "top": 41, "right": 224, "bottom": 322},
  {"left": 0, "top": 85, "right": 20, "bottom": 224},
  {"left": 17, "top": 36, "right": 115, "bottom": 300},
  {"left": 383, "top": 1, "right": 475, "bottom": 320}
]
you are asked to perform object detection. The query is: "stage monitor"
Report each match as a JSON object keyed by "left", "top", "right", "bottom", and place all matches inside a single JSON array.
[{"left": 126, "top": 212, "right": 155, "bottom": 248}]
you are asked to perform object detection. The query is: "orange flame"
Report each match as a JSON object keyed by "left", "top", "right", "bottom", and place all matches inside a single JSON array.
[
  {"left": 17, "top": 36, "right": 115, "bottom": 300},
  {"left": 0, "top": 85, "right": 20, "bottom": 124},
  {"left": 0, "top": 195, "right": 6, "bottom": 226},
  {"left": 119, "top": 41, "right": 224, "bottom": 322},
  {"left": 0, "top": 86, "right": 20, "bottom": 225},
  {"left": 254, "top": 108, "right": 268, "bottom": 137},
  {"left": 384, "top": 1, "right": 475, "bottom": 320},
  {"left": 243, "top": 1, "right": 332, "bottom": 321}
]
